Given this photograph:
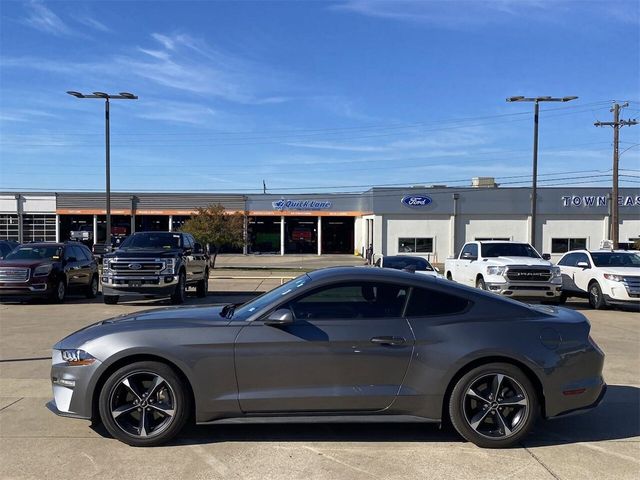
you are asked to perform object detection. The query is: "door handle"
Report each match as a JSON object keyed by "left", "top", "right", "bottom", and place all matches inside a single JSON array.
[{"left": 370, "top": 336, "right": 406, "bottom": 346}]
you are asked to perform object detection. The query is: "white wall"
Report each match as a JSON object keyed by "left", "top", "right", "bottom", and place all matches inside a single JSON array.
[
  {"left": 0, "top": 195, "right": 17, "bottom": 214},
  {"left": 22, "top": 195, "right": 56, "bottom": 213},
  {"left": 384, "top": 215, "right": 451, "bottom": 263},
  {"left": 461, "top": 216, "right": 529, "bottom": 243},
  {"left": 620, "top": 217, "right": 640, "bottom": 243},
  {"left": 354, "top": 216, "right": 363, "bottom": 256},
  {"left": 540, "top": 215, "right": 605, "bottom": 260}
]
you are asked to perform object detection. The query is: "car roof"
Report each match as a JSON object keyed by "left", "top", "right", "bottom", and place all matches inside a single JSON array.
[
  {"left": 307, "top": 266, "right": 435, "bottom": 283},
  {"left": 562, "top": 249, "right": 637, "bottom": 255}
]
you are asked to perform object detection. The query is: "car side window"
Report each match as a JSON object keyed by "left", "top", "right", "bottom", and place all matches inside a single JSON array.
[
  {"left": 77, "top": 245, "right": 91, "bottom": 261},
  {"left": 71, "top": 245, "right": 85, "bottom": 261},
  {"left": 405, "top": 287, "right": 471, "bottom": 317},
  {"left": 574, "top": 253, "right": 590, "bottom": 266},
  {"left": 183, "top": 235, "right": 194, "bottom": 249},
  {"left": 286, "top": 282, "right": 408, "bottom": 320},
  {"left": 461, "top": 243, "right": 477, "bottom": 258},
  {"left": 63, "top": 246, "right": 73, "bottom": 261},
  {"left": 558, "top": 253, "right": 576, "bottom": 266}
]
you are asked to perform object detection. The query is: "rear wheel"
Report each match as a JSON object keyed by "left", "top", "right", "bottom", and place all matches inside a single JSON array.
[
  {"left": 86, "top": 274, "right": 99, "bottom": 299},
  {"left": 449, "top": 363, "right": 538, "bottom": 448},
  {"left": 588, "top": 282, "right": 606, "bottom": 309},
  {"left": 104, "top": 295, "right": 119, "bottom": 305},
  {"left": 98, "top": 361, "right": 190, "bottom": 447},
  {"left": 196, "top": 271, "right": 208, "bottom": 298}
]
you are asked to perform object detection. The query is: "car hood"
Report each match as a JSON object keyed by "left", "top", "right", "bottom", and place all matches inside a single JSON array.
[
  {"left": 107, "top": 248, "right": 182, "bottom": 258},
  {"left": 53, "top": 305, "right": 230, "bottom": 349},
  {"left": 485, "top": 257, "right": 551, "bottom": 267},
  {"left": 0, "top": 259, "right": 55, "bottom": 269},
  {"left": 598, "top": 267, "right": 640, "bottom": 276}
]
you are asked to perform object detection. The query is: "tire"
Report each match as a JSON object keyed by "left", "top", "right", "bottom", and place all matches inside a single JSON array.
[
  {"left": 557, "top": 292, "right": 567, "bottom": 305},
  {"left": 86, "top": 274, "right": 99, "bottom": 299},
  {"left": 171, "top": 271, "right": 186, "bottom": 305},
  {"left": 104, "top": 295, "right": 119, "bottom": 305},
  {"left": 449, "top": 362, "right": 538, "bottom": 448},
  {"left": 446, "top": 272, "right": 453, "bottom": 281},
  {"left": 476, "top": 277, "right": 487, "bottom": 290},
  {"left": 588, "top": 282, "right": 606, "bottom": 309},
  {"left": 196, "top": 270, "right": 208, "bottom": 298},
  {"left": 98, "top": 361, "right": 190, "bottom": 447},
  {"left": 49, "top": 278, "right": 66, "bottom": 304}
]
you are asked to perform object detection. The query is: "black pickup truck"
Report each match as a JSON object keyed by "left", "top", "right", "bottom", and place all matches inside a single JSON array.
[{"left": 101, "top": 231, "right": 209, "bottom": 305}]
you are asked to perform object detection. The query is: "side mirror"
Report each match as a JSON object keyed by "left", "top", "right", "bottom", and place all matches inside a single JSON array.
[
  {"left": 402, "top": 265, "right": 417, "bottom": 273},
  {"left": 576, "top": 261, "right": 590, "bottom": 269},
  {"left": 542, "top": 253, "right": 551, "bottom": 261},
  {"left": 264, "top": 309, "right": 294, "bottom": 326},
  {"left": 434, "top": 266, "right": 440, "bottom": 273},
  {"left": 183, "top": 247, "right": 192, "bottom": 255},
  {"left": 462, "top": 252, "right": 477, "bottom": 261},
  {"left": 66, "top": 256, "right": 77, "bottom": 263},
  {"left": 194, "top": 243, "right": 203, "bottom": 254}
]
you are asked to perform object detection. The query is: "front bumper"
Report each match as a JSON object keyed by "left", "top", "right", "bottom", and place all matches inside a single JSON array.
[
  {"left": 0, "top": 280, "right": 51, "bottom": 299},
  {"left": 485, "top": 280, "right": 563, "bottom": 299},
  {"left": 48, "top": 349, "right": 101, "bottom": 420},
  {"left": 101, "top": 274, "right": 178, "bottom": 298}
]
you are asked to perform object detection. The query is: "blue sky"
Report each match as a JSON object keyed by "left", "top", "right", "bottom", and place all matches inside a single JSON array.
[{"left": 1, "top": 0, "right": 639, "bottom": 193}]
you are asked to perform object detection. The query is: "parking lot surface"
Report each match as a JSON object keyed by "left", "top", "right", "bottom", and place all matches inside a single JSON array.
[{"left": 0, "top": 281, "right": 638, "bottom": 480}]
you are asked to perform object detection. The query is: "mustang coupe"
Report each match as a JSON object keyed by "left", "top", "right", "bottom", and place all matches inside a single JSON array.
[{"left": 49, "top": 267, "right": 606, "bottom": 448}]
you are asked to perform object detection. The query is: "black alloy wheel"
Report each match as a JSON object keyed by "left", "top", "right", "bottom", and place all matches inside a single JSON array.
[{"left": 449, "top": 363, "right": 538, "bottom": 448}]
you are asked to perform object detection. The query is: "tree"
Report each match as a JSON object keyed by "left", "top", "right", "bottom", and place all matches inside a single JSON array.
[{"left": 180, "top": 204, "right": 245, "bottom": 268}]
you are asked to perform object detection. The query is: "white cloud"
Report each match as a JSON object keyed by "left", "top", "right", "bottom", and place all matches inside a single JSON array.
[
  {"left": 73, "top": 14, "right": 111, "bottom": 33},
  {"left": 23, "top": 0, "right": 73, "bottom": 36}
]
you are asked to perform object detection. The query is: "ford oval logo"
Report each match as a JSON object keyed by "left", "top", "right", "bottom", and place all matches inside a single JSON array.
[
  {"left": 401, "top": 195, "right": 432, "bottom": 207},
  {"left": 128, "top": 263, "right": 142, "bottom": 270}
]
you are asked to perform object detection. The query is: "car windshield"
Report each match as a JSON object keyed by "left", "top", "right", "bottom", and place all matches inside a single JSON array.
[
  {"left": 384, "top": 256, "right": 433, "bottom": 271},
  {"left": 5, "top": 246, "right": 62, "bottom": 260},
  {"left": 119, "top": 233, "right": 182, "bottom": 249},
  {"left": 481, "top": 243, "right": 540, "bottom": 258},
  {"left": 232, "top": 274, "right": 311, "bottom": 320},
  {"left": 590, "top": 252, "right": 640, "bottom": 268}
]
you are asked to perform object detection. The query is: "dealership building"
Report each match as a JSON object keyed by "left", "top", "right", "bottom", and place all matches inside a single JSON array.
[{"left": 1, "top": 182, "right": 639, "bottom": 262}]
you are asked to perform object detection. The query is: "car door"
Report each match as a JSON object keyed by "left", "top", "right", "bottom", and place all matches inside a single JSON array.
[
  {"left": 459, "top": 243, "right": 478, "bottom": 286},
  {"left": 188, "top": 235, "right": 207, "bottom": 278},
  {"left": 558, "top": 253, "right": 580, "bottom": 293},
  {"left": 75, "top": 245, "right": 95, "bottom": 287},
  {"left": 181, "top": 234, "right": 196, "bottom": 283},
  {"left": 572, "top": 252, "right": 593, "bottom": 292},
  {"left": 234, "top": 281, "right": 415, "bottom": 413},
  {"left": 63, "top": 245, "right": 82, "bottom": 289}
]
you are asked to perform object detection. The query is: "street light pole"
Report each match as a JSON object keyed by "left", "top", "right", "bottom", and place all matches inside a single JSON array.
[
  {"left": 506, "top": 96, "right": 578, "bottom": 251},
  {"left": 67, "top": 91, "right": 137, "bottom": 245}
]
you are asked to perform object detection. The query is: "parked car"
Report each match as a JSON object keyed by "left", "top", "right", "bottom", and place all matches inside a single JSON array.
[
  {"left": 49, "top": 267, "right": 605, "bottom": 448},
  {"left": 0, "top": 240, "right": 19, "bottom": 259},
  {"left": 0, "top": 242, "right": 98, "bottom": 303},
  {"left": 375, "top": 255, "right": 442, "bottom": 277},
  {"left": 445, "top": 241, "right": 562, "bottom": 303},
  {"left": 101, "top": 231, "right": 208, "bottom": 305},
  {"left": 92, "top": 235, "right": 127, "bottom": 262},
  {"left": 556, "top": 249, "right": 640, "bottom": 309},
  {"left": 70, "top": 224, "right": 93, "bottom": 243}
]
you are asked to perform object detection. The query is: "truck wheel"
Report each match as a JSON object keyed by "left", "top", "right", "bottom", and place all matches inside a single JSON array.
[
  {"left": 196, "top": 271, "right": 208, "bottom": 298},
  {"left": 449, "top": 362, "right": 538, "bottom": 448},
  {"left": 446, "top": 272, "right": 453, "bottom": 281},
  {"left": 104, "top": 295, "right": 119, "bottom": 305},
  {"left": 171, "top": 272, "right": 186, "bottom": 305},
  {"left": 86, "top": 274, "right": 99, "bottom": 299},
  {"left": 476, "top": 277, "right": 487, "bottom": 290},
  {"left": 588, "top": 282, "right": 606, "bottom": 309}
]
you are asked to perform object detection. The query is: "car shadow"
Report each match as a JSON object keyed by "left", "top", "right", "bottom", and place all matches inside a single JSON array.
[{"left": 90, "top": 385, "right": 638, "bottom": 447}]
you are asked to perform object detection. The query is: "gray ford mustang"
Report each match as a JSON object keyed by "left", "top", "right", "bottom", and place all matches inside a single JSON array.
[{"left": 49, "top": 267, "right": 606, "bottom": 448}]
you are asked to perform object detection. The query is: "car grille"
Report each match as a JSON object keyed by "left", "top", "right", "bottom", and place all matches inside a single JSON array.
[
  {"left": 622, "top": 276, "right": 640, "bottom": 296},
  {"left": 0, "top": 267, "right": 30, "bottom": 283},
  {"left": 506, "top": 268, "right": 552, "bottom": 282},
  {"left": 109, "top": 260, "right": 164, "bottom": 276}
]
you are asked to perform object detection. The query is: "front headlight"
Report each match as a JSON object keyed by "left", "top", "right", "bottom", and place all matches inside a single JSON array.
[
  {"left": 486, "top": 266, "right": 506, "bottom": 276},
  {"left": 33, "top": 264, "right": 53, "bottom": 277},
  {"left": 60, "top": 349, "right": 96, "bottom": 366},
  {"left": 161, "top": 258, "right": 176, "bottom": 274},
  {"left": 604, "top": 273, "right": 624, "bottom": 282},
  {"left": 552, "top": 266, "right": 562, "bottom": 278}
]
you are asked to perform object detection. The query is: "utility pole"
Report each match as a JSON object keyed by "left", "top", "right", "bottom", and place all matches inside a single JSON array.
[
  {"left": 595, "top": 102, "right": 638, "bottom": 249},
  {"left": 506, "top": 96, "right": 578, "bottom": 251}
]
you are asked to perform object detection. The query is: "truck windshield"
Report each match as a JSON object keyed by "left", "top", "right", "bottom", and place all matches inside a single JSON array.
[
  {"left": 481, "top": 243, "right": 540, "bottom": 258},
  {"left": 5, "top": 246, "right": 63, "bottom": 260},
  {"left": 590, "top": 252, "right": 640, "bottom": 268},
  {"left": 119, "top": 233, "right": 182, "bottom": 249}
]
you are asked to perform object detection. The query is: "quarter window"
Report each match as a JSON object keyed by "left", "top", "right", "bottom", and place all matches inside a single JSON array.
[
  {"left": 287, "top": 282, "right": 408, "bottom": 319},
  {"left": 406, "top": 287, "right": 471, "bottom": 317},
  {"left": 551, "top": 238, "right": 587, "bottom": 254},
  {"left": 398, "top": 237, "right": 433, "bottom": 253}
]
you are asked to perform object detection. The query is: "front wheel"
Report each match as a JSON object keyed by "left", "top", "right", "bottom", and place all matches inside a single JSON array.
[
  {"left": 449, "top": 363, "right": 538, "bottom": 448},
  {"left": 476, "top": 277, "right": 487, "bottom": 290},
  {"left": 171, "top": 272, "right": 186, "bottom": 304},
  {"left": 86, "top": 274, "right": 99, "bottom": 299},
  {"left": 196, "top": 271, "right": 208, "bottom": 298},
  {"left": 98, "top": 361, "right": 190, "bottom": 447},
  {"left": 104, "top": 295, "right": 119, "bottom": 305},
  {"left": 50, "top": 279, "right": 66, "bottom": 304},
  {"left": 588, "top": 282, "right": 606, "bottom": 309}
]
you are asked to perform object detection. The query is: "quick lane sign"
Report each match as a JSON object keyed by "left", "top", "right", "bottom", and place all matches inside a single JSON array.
[{"left": 272, "top": 199, "right": 332, "bottom": 211}]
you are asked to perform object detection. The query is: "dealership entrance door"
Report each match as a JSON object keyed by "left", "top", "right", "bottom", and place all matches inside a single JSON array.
[{"left": 321, "top": 216, "right": 354, "bottom": 254}]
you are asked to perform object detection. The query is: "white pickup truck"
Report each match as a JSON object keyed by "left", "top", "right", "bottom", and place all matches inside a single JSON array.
[{"left": 444, "top": 241, "right": 563, "bottom": 302}]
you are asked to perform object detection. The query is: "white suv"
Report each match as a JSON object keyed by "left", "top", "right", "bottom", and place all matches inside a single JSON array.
[{"left": 556, "top": 249, "right": 640, "bottom": 309}]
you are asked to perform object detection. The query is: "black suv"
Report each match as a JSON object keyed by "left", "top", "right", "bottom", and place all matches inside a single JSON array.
[
  {"left": 101, "top": 231, "right": 209, "bottom": 305},
  {"left": 0, "top": 242, "right": 99, "bottom": 303}
]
